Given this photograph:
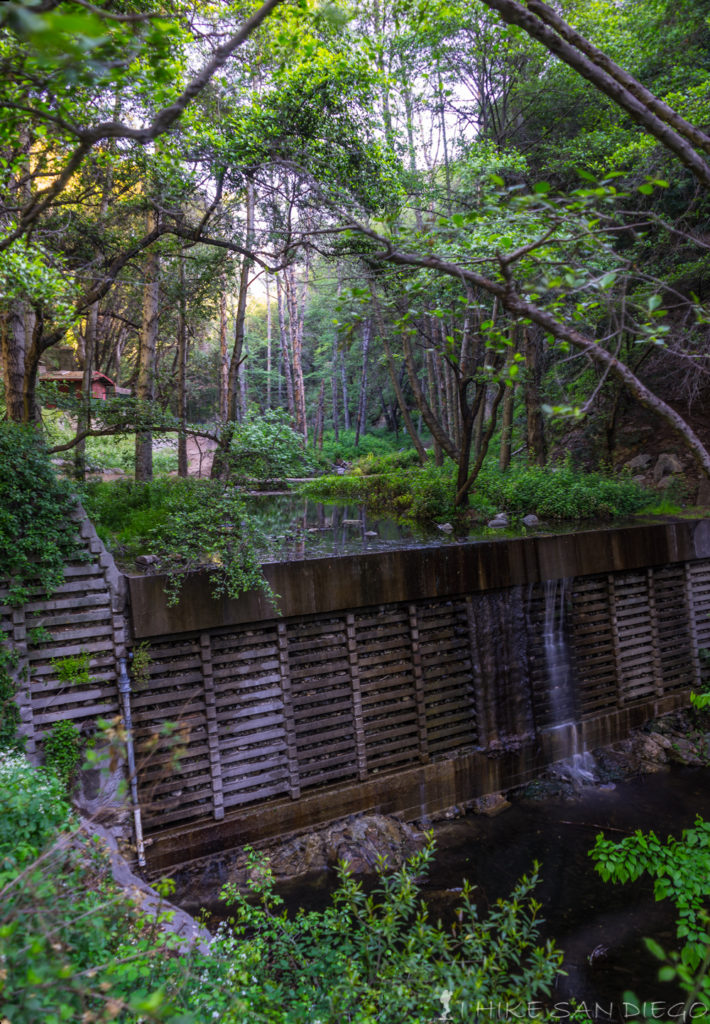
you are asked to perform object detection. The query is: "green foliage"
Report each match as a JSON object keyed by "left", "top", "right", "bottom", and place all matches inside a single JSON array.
[
  {"left": 473, "top": 462, "right": 654, "bottom": 520},
  {"left": 0, "top": 423, "right": 84, "bottom": 605},
  {"left": 0, "top": 643, "right": 22, "bottom": 751},
  {"left": 27, "top": 625, "right": 54, "bottom": 647},
  {"left": 0, "top": 752, "right": 196, "bottom": 1023},
  {"left": 51, "top": 650, "right": 91, "bottom": 687},
  {"left": 81, "top": 477, "right": 271, "bottom": 606},
  {"left": 303, "top": 458, "right": 456, "bottom": 524},
  {"left": 305, "top": 454, "right": 653, "bottom": 525},
  {"left": 191, "top": 840, "right": 564, "bottom": 1024},
  {"left": 43, "top": 719, "right": 83, "bottom": 792},
  {"left": 0, "top": 751, "right": 69, "bottom": 880},
  {"left": 316, "top": 429, "right": 415, "bottom": 467},
  {"left": 592, "top": 817, "right": 710, "bottom": 971},
  {"left": 228, "top": 410, "right": 316, "bottom": 480},
  {"left": 131, "top": 641, "right": 152, "bottom": 692}
]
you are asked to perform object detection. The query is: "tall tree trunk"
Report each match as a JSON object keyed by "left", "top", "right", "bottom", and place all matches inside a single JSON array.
[
  {"left": 277, "top": 274, "right": 295, "bottom": 419},
  {"left": 239, "top": 331, "right": 248, "bottom": 420},
  {"left": 314, "top": 380, "right": 325, "bottom": 451},
  {"left": 524, "top": 327, "right": 547, "bottom": 466},
  {"left": 227, "top": 182, "right": 254, "bottom": 424},
  {"left": 354, "top": 317, "right": 371, "bottom": 447},
  {"left": 286, "top": 265, "right": 308, "bottom": 439},
  {"left": 219, "top": 277, "right": 229, "bottom": 423},
  {"left": 426, "top": 347, "right": 444, "bottom": 465},
  {"left": 135, "top": 208, "right": 159, "bottom": 482},
  {"left": 177, "top": 253, "right": 189, "bottom": 477},
  {"left": 402, "top": 332, "right": 456, "bottom": 461},
  {"left": 1, "top": 302, "right": 28, "bottom": 422},
  {"left": 382, "top": 333, "right": 426, "bottom": 463},
  {"left": 455, "top": 382, "right": 506, "bottom": 506},
  {"left": 331, "top": 335, "right": 340, "bottom": 440},
  {"left": 499, "top": 336, "right": 517, "bottom": 471},
  {"left": 265, "top": 276, "right": 272, "bottom": 410},
  {"left": 340, "top": 348, "right": 351, "bottom": 431},
  {"left": 74, "top": 303, "right": 98, "bottom": 480}
]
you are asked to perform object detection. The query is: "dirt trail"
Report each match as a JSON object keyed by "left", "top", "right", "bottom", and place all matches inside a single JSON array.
[{"left": 186, "top": 435, "right": 217, "bottom": 477}]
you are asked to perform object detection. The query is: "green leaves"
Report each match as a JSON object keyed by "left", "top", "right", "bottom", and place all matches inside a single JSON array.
[
  {"left": 0, "top": 424, "right": 84, "bottom": 606},
  {"left": 209, "top": 839, "right": 564, "bottom": 1024}
]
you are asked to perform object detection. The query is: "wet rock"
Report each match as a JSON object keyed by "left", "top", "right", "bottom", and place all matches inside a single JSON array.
[
  {"left": 436, "top": 522, "right": 454, "bottom": 533},
  {"left": 522, "top": 514, "right": 539, "bottom": 527},
  {"left": 471, "top": 792, "right": 511, "bottom": 817},
  {"left": 667, "top": 736, "right": 705, "bottom": 766},
  {"left": 135, "top": 554, "right": 158, "bottom": 567},
  {"left": 364, "top": 530, "right": 379, "bottom": 537},
  {"left": 624, "top": 453, "right": 653, "bottom": 472},
  {"left": 487, "top": 514, "right": 509, "bottom": 529},
  {"left": 634, "top": 732, "right": 671, "bottom": 772},
  {"left": 239, "top": 814, "right": 426, "bottom": 882},
  {"left": 324, "top": 814, "right": 425, "bottom": 873},
  {"left": 653, "top": 452, "right": 683, "bottom": 483}
]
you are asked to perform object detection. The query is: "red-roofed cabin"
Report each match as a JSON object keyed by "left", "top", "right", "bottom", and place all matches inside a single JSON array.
[{"left": 40, "top": 370, "right": 131, "bottom": 404}]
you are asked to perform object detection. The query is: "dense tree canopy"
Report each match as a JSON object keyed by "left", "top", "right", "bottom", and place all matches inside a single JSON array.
[{"left": 2, "top": 0, "right": 710, "bottom": 494}]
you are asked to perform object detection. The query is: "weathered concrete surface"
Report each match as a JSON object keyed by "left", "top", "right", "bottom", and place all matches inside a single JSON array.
[
  {"left": 129, "top": 519, "right": 705, "bottom": 639},
  {"left": 143, "top": 692, "right": 688, "bottom": 876}
]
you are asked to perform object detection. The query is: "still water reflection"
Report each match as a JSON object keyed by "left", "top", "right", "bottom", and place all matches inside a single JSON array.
[{"left": 244, "top": 493, "right": 590, "bottom": 562}]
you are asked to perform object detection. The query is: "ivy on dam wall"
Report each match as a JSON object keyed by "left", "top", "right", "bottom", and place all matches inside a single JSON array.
[{"left": 0, "top": 424, "right": 83, "bottom": 606}]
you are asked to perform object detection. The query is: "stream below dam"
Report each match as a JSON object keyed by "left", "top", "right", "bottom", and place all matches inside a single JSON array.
[{"left": 248, "top": 766, "right": 710, "bottom": 1023}]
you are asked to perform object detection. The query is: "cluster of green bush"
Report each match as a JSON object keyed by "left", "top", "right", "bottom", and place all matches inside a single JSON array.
[
  {"left": 0, "top": 423, "right": 85, "bottom": 605},
  {"left": 306, "top": 452, "right": 656, "bottom": 525},
  {"left": 315, "top": 428, "right": 417, "bottom": 468},
  {"left": 302, "top": 457, "right": 457, "bottom": 523},
  {"left": 81, "top": 476, "right": 269, "bottom": 605},
  {"left": 0, "top": 746, "right": 571, "bottom": 1024},
  {"left": 472, "top": 462, "right": 655, "bottom": 520}
]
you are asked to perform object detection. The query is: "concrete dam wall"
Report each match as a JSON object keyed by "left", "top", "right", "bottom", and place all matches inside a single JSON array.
[{"left": 124, "top": 519, "right": 710, "bottom": 874}]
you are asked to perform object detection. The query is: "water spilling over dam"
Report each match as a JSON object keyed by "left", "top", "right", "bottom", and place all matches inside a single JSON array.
[{"left": 121, "top": 518, "right": 710, "bottom": 873}]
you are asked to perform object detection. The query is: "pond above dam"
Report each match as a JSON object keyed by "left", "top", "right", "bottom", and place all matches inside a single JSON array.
[
  {"left": 243, "top": 493, "right": 564, "bottom": 561},
  {"left": 243, "top": 493, "right": 668, "bottom": 563}
]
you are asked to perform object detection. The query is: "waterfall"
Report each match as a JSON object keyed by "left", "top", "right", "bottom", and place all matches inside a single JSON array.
[{"left": 542, "top": 579, "right": 596, "bottom": 785}]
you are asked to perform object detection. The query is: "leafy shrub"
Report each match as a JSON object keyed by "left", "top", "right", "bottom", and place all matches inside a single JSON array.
[
  {"left": 592, "top": 818, "right": 710, "bottom": 1016},
  {"left": 0, "top": 646, "right": 22, "bottom": 751},
  {"left": 474, "top": 462, "right": 654, "bottom": 520},
  {"left": 43, "top": 719, "right": 83, "bottom": 792},
  {"left": 351, "top": 448, "right": 422, "bottom": 475},
  {"left": 228, "top": 410, "right": 316, "bottom": 480},
  {"left": 0, "top": 751, "right": 69, "bottom": 878},
  {"left": 149, "top": 480, "right": 271, "bottom": 606},
  {"left": 51, "top": 650, "right": 91, "bottom": 687},
  {"left": 0, "top": 753, "right": 192, "bottom": 1023},
  {"left": 0, "top": 423, "right": 84, "bottom": 604},
  {"left": 302, "top": 460, "right": 456, "bottom": 524},
  {"left": 316, "top": 428, "right": 415, "bottom": 467},
  {"left": 82, "top": 477, "right": 271, "bottom": 605},
  {"left": 187, "top": 839, "right": 564, "bottom": 1024}
]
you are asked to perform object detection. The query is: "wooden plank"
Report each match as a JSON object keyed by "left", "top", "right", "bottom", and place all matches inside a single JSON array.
[
  {"left": 409, "top": 604, "right": 429, "bottom": 764},
  {"left": 199, "top": 633, "right": 224, "bottom": 821},
  {"left": 346, "top": 612, "right": 368, "bottom": 781},
  {"left": 277, "top": 621, "right": 301, "bottom": 799}
]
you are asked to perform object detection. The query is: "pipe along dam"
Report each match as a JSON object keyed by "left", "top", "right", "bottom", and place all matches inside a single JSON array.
[{"left": 7, "top": 516, "right": 710, "bottom": 874}]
